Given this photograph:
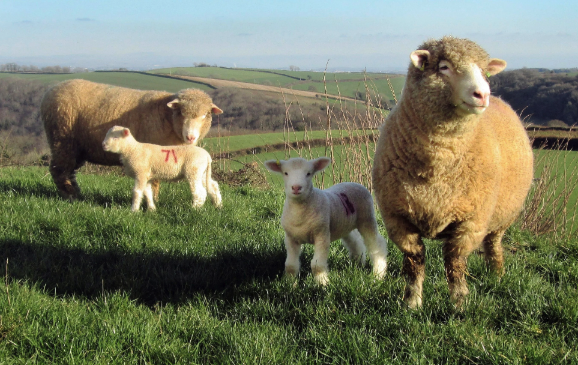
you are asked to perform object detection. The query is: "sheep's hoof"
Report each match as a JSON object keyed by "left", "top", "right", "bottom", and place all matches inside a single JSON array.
[
  {"left": 314, "top": 272, "right": 329, "bottom": 286},
  {"left": 403, "top": 288, "right": 423, "bottom": 309}
]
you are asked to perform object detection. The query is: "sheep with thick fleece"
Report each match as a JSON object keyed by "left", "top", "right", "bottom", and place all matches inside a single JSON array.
[
  {"left": 372, "top": 36, "right": 533, "bottom": 308},
  {"left": 102, "top": 126, "right": 222, "bottom": 211},
  {"left": 42, "top": 79, "right": 223, "bottom": 201},
  {"left": 265, "top": 157, "right": 388, "bottom": 285}
]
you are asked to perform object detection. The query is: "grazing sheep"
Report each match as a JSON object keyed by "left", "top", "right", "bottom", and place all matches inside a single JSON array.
[
  {"left": 372, "top": 36, "right": 534, "bottom": 308},
  {"left": 102, "top": 126, "right": 222, "bottom": 211},
  {"left": 265, "top": 157, "right": 388, "bottom": 285},
  {"left": 42, "top": 79, "right": 223, "bottom": 201}
]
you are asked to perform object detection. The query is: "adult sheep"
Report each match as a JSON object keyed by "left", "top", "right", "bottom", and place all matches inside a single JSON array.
[
  {"left": 41, "top": 79, "right": 223, "bottom": 201},
  {"left": 372, "top": 36, "right": 533, "bottom": 308}
]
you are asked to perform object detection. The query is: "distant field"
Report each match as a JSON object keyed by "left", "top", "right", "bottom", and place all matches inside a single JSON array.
[
  {"left": 150, "top": 67, "right": 405, "bottom": 101},
  {"left": 0, "top": 72, "right": 213, "bottom": 92}
]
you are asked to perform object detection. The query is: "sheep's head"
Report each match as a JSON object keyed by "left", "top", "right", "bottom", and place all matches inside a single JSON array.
[
  {"left": 167, "top": 89, "right": 223, "bottom": 145},
  {"left": 264, "top": 157, "right": 331, "bottom": 200},
  {"left": 408, "top": 36, "right": 506, "bottom": 117},
  {"left": 102, "top": 126, "right": 132, "bottom": 153}
]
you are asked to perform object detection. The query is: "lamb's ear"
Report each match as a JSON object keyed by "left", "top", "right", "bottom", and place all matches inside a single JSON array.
[
  {"left": 487, "top": 58, "right": 507, "bottom": 76},
  {"left": 211, "top": 104, "right": 223, "bottom": 115},
  {"left": 167, "top": 99, "right": 180, "bottom": 110},
  {"left": 264, "top": 160, "right": 283, "bottom": 174},
  {"left": 123, "top": 128, "right": 130, "bottom": 137},
  {"left": 410, "top": 50, "right": 430, "bottom": 71},
  {"left": 312, "top": 157, "right": 331, "bottom": 173}
]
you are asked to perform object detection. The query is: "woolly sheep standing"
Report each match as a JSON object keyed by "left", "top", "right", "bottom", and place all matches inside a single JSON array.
[
  {"left": 102, "top": 126, "right": 222, "bottom": 211},
  {"left": 372, "top": 36, "right": 533, "bottom": 308},
  {"left": 42, "top": 79, "right": 223, "bottom": 201},
  {"left": 265, "top": 157, "right": 388, "bottom": 285}
]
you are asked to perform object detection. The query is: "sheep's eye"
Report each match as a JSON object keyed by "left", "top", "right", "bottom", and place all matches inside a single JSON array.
[
  {"left": 439, "top": 65, "right": 449, "bottom": 71},
  {"left": 284, "top": 172, "right": 288, "bottom": 176},
  {"left": 306, "top": 172, "right": 311, "bottom": 176}
]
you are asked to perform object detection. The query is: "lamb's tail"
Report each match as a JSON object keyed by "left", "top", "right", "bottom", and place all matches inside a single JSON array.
[{"left": 206, "top": 155, "right": 212, "bottom": 190}]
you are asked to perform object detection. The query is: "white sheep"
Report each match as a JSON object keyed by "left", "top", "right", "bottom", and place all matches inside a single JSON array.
[
  {"left": 102, "top": 126, "right": 222, "bottom": 211},
  {"left": 264, "top": 157, "right": 388, "bottom": 285}
]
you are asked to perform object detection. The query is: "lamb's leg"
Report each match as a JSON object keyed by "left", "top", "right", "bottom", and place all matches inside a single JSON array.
[
  {"left": 151, "top": 180, "right": 160, "bottom": 201},
  {"left": 386, "top": 215, "right": 425, "bottom": 308},
  {"left": 189, "top": 178, "right": 207, "bottom": 208},
  {"left": 207, "top": 179, "right": 222, "bottom": 208},
  {"left": 284, "top": 234, "right": 302, "bottom": 279},
  {"left": 341, "top": 230, "right": 367, "bottom": 266},
  {"left": 131, "top": 179, "right": 147, "bottom": 212},
  {"left": 311, "top": 234, "right": 331, "bottom": 285},
  {"left": 144, "top": 183, "right": 156, "bottom": 211},
  {"left": 357, "top": 223, "right": 388, "bottom": 279},
  {"left": 482, "top": 230, "right": 505, "bottom": 275}
]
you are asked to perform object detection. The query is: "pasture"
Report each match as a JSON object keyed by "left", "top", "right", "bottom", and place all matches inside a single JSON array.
[{"left": 0, "top": 166, "right": 576, "bottom": 363}]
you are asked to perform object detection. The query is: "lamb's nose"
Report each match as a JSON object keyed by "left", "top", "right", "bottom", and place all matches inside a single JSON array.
[
  {"left": 187, "top": 136, "right": 196, "bottom": 143},
  {"left": 291, "top": 185, "right": 302, "bottom": 194}
]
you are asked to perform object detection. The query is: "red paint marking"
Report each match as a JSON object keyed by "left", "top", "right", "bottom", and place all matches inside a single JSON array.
[
  {"left": 171, "top": 149, "right": 177, "bottom": 163},
  {"left": 339, "top": 193, "right": 355, "bottom": 216},
  {"left": 162, "top": 149, "right": 171, "bottom": 162}
]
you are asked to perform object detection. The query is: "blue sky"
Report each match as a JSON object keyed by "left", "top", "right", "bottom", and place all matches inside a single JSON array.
[{"left": 1, "top": 0, "right": 576, "bottom": 71}]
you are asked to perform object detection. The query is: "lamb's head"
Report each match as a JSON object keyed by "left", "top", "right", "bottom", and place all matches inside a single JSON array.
[
  {"left": 167, "top": 89, "right": 223, "bottom": 145},
  {"left": 264, "top": 157, "right": 331, "bottom": 200},
  {"left": 102, "top": 126, "right": 133, "bottom": 153},
  {"left": 408, "top": 36, "right": 506, "bottom": 118}
]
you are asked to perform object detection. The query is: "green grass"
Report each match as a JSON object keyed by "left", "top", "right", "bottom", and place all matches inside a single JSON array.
[
  {"left": 0, "top": 72, "right": 213, "bottom": 92},
  {"left": 1, "top": 167, "right": 576, "bottom": 363}
]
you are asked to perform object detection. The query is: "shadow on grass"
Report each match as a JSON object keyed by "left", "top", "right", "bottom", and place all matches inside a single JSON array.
[{"left": 0, "top": 239, "right": 285, "bottom": 307}]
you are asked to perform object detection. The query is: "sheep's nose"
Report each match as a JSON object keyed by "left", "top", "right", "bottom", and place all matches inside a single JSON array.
[
  {"left": 291, "top": 185, "right": 302, "bottom": 194},
  {"left": 473, "top": 90, "right": 490, "bottom": 106}
]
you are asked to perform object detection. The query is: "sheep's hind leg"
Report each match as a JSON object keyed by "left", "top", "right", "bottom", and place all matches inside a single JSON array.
[
  {"left": 151, "top": 180, "right": 161, "bottom": 201},
  {"left": 482, "top": 230, "right": 505, "bottom": 276},
  {"left": 189, "top": 178, "right": 207, "bottom": 208},
  {"left": 49, "top": 152, "right": 82, "bottom": 201},
  {"left": 207, "top": 179, "right": 222, "bottom": 208},
  {"left": 144, "top": 183, "right": 156, "bottom": 211},
  {"left": 357, "top": 224, "right": 388, "bottom": 279},
  {"left": 341, "top": 230, "right": 367, "bottom": 266}
]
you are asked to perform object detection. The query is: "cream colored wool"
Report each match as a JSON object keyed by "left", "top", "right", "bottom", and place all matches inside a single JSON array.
[
  {"left": 102, "top": 126, "right": 222, "bottom": 211},
  {"left": 265, "top": 157, "right": 388, "bottom": 285},
  {"left": 372, "top": 36, "right": 534, "bottom": 308},
  {"left": 41, "top": 79, "right": 222, "bottom": 201}
]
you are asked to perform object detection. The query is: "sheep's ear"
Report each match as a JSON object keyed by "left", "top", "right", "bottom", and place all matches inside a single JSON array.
[
  {"left": 211, "top": 104, "right": 223, "bottom": 115},
  {"left": 410, "top": 50, "right": 430, "bottom": 71},
  {"left": 487, "top": 58, "right": 507, "bottom": 76},
  {"left": 123, "top": 128, "right": 130, "bottom": 137},
  {"left": 167, "top": 99, "right": 180, "bottom": 109},
  {"left": 264, "top": 160, "right": 283, "bottom": 174},
  {"left": 312, "top": 157, "right": 331, "bottom": 173}
]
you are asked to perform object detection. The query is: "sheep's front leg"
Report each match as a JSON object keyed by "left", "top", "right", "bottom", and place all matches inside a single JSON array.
[
  {"left": 311, "top": 233, "right": 331, "bottom": 286},
  {"left": 284, "top": 234, "right": 302, "bottom": 279},
  {"left": 189, "top": 178, "right": 207, "bottom": 208},
  {"left": 132, "top": 178, "right": 148, "bottom": 212},
  {"left": 386, "top": 216, "right": 425, "bottom": 308},
  {"left": 144, "top": 183, "right": 156, "bottom": 211}
]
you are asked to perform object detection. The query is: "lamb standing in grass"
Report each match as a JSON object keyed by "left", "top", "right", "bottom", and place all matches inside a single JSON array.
[
  {"left": 102, "top": 126, "right": 222, "bottom": 211},
  {"left": 372, "top": 36, "right": 534, "bottom": 308},
  {"left": 265, "top": 157, "right": 388, "bottom": 285}
]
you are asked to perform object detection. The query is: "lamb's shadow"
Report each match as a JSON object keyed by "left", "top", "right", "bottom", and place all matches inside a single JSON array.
[{"left": 0, "top": 239, "right": 285, "bottom": 307}]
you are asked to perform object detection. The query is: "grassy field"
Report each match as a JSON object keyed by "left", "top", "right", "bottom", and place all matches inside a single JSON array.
[
  {"left": 0, "top": 72, "right": 213, "bottom": 92},
  {"left": 0, "top": 167, "right": 576, "bottom": 363},
  {"left": 150, "top": 67, "right": 405, "bottom": 101}
]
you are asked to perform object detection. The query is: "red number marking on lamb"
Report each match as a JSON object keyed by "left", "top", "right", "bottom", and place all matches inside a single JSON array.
[
  {"left": 339, "top": 193, "right": 355, "bottom": 216},
  {"left": 161, "top": 149, "right": 178, "bottom": 163}
]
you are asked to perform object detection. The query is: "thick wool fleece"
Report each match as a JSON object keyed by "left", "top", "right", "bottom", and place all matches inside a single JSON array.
[{"left": 372, "top": 36, "right": 534, "bottom": 307}]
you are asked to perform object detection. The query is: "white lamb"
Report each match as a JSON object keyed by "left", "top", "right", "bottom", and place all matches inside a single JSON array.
[
  {"left": 264, "top": 157, "right": 388, "bottom": 285},
  {"left": 102, "top": 126, "right": 222, "bottom": 211}
]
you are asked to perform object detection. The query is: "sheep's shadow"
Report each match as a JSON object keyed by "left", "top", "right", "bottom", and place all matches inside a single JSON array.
[
  {"left": 0, "top": 179, "right": 60, "bottom": 200},
  {"left": 0, "top": 239, "right": 285, "bottom": 307}
]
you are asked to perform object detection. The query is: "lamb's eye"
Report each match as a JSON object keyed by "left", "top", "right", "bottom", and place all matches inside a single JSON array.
[
  {"left": 284, "top": 172, "right": 288, "bottom": 176},
  {"left": 306, "top": 172, "right": 311, "bottom": 176}
]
